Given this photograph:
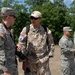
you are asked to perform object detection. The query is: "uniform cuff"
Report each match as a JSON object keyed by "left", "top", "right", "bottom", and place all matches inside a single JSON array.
[
  {"left": 2, "top": 66, "right": 8, "bottom": 72},
  {"left": 70, "top": 49, "right": 75, "bottom": 52}
]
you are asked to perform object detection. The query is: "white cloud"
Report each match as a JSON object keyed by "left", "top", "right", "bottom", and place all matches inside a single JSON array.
[
  {"left": 50, "top": 0, "right": 54, "bottom": 3},
  {"left": 64, "top": 0, "right": 69, "bottom": 2},
  {"left": 71, "top": 0, "right": 74, "bottom": 2},
  {"left": 64, "top": 0, "right": 74, "bottom": 2},
  {"left": 50, "top": 0, "right": 74, "bottom": 3}
]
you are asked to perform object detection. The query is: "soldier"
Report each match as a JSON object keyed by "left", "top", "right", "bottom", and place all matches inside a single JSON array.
[
  {"left": 17, "top": 11, "right": 54, "bottom": 75},
  {"left": 59, "top": 27, "right": 75, "bottom": 75},
  {"left": 0, "top": 7, "right": 18, "bottom": 75}
]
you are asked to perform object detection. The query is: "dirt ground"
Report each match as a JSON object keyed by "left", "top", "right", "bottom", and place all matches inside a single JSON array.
[
  {"left": 18, "top": 45, "right": 61, "bottom": 75},
  {"left": 50, "top": 45, "right": 61, "bottom": 75}
]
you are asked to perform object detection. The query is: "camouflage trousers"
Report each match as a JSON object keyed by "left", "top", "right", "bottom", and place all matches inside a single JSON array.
[
  {"left": 0, "top": 65, "right": 18, "bottom": 75},
  {"left": 24, "top": 59, "right": 51, "bottom": 75},
  {"left": 61, "top": 59, "right": 75, "bottom": 75}
]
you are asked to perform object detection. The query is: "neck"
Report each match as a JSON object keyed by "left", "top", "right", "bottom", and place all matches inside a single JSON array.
[{"left": 32, "top": 24, "right": 40, "bottom": 28}]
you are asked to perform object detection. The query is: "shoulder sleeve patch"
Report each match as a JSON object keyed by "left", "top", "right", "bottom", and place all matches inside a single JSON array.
[
  {"left": 19, "top": 35, "right": 25, "bottom": 41},
  {"left": 19, "top": 27, "right": 27, "bottom": 42}
]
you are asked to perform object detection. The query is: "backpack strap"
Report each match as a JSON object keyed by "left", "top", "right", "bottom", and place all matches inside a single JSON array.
[
  {"left": 25, "top": 25, "right": 30, "bottom": 47},
  {"left": 26, "top": 25, "right": 30, "bottom": 35},
  {"left": 42, "top": 25, "right": 47, "bottom": 32},
  {"left": 42, "top": 25, "right": 48, "bottom": 45},
  {"left": 42, "top": 25, "right": 51, "bottom": 52}
]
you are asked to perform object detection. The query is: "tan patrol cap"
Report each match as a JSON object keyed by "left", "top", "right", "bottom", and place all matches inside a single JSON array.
[
  {"left": 1, "top": 7, "right": 16, "bottom": 17},
  {"left": 63, "top": 27, "right": 72, "bottom": 31},
  {"left": 30, "top": 11, "right": 42, "bottom": 18}
]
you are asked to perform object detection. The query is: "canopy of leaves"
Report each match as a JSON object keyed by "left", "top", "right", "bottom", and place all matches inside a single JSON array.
[{"left": 0, "top": 0, "right": 74, "bottom": 44}]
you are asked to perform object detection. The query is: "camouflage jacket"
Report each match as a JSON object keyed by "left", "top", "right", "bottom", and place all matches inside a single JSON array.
[
  {"left": 18, "top": 24, "right": 54, "bottom": 63},
  {"left": 0, "top": 23, "right": 17, "bottom": 72},
  {"left": 59, "top": 35, "right": 74, "bottom": 60}
]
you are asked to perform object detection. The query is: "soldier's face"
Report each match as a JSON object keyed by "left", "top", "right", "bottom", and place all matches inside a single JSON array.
[
  {"left": 9, "top": 15, "right": 16, "bottom": 26},
  {"left": 30, "top": 16, "right": 41, "bottom": 25},
  {"left": 65, "top": 31, "right": 72, "bottom": 37}
]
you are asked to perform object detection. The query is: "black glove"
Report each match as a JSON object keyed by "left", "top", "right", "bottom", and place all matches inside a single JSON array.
[
  {"left": 26, "top": 67, "right": 31, "bottom": 73},
  {"left": 15, "top": 46, "right": 27, "bottom": 60}
]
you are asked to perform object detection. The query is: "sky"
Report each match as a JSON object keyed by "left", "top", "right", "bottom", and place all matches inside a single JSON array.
[
  {"left": 18, "top": 0, "right": 74, "bottom": 7},
  {"left": 50, "top": 0, "right": 74, "bottom": 7},
  {"left": 64, "top": 0, "right": 74, "bottom": 7}
]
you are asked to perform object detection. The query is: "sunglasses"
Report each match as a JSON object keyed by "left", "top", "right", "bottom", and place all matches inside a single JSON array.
[{"left": 30, "top": 16, "right": 39, "bottom": 20}]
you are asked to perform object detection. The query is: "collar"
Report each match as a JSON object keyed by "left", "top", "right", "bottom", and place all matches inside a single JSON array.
[
  {"left": 2, "top": 22, "right": 9, "bottom": 30},
  {"left": 2, "top": 22, "right": 13, "bottom": 39},
  {"left": 30, "top": 24, "right": 42, "bottom": 32},
  {"left": 63, "top": 35, "right": 70, "bottom": 40}
]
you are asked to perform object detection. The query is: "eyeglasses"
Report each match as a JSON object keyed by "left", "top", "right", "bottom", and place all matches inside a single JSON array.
[{"left": 30, "top": 16, "right": 39, "bottom": 20}]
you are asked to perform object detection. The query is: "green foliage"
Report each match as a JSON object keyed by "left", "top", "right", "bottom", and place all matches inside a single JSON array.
[
  {"left": 14, "top": 12, "right": 30, "bottom": 43},
  {"left": 0, "top": 0, "right": 29, "bottom": 43},
  {"left": 0, "top": 0, "right": 75, "bottom": 44},
  {"left": 68, "top": 1, "right": 75, "bottom": 31},
  {"left": 25, "top": 0, "right": 69, "bottom": 44}
]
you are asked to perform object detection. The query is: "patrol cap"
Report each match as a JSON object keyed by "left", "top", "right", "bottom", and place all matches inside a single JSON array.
[
  {"left": 1, "top": 7, "right": 16, "bottom": 17},
  {"left": 30, "top": 11, "right": 42, "bottom": 18},
  {"left": 63, "top": 27, "right": 72, "bottom": 32}
]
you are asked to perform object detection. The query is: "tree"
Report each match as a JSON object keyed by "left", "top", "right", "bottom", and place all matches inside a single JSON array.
[
  {"left": 68, "top": 1, "right": 75, "bottom": 31},
  {"left": 0, "top": 0, "right": 71, "bottom": 44},
  {"left": 25, "top": 0, "right": 68, "bottom": 44},
  {"left": 0, "top": 0, "right": 29, "bottom": 43}
]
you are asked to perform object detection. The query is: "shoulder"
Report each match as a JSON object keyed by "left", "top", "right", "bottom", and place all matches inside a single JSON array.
[
  {"left": 41, "top": 25, "right": 52, "bottom": 34},
  {"left": 0, "top": 23, "right": 3, "bottom": 28},
  {"left": 19, "top": 25, "right": 30, "bottom": 41},
  {"left": 0, "top": 23, "right": 6, "bottom": 39},
  {"left": 20, "top": 26, "right": 28, "bottom": 35},
  {"left": 59, "top": 36, "right": 68, "bottom": 45},
  {"left": 21, "top": 27, "right": 26, "bottom": 32},
  {"left": 21, "top": 25, "right": 30, "bottom": 33},
  {"left": 0, "top": 23, "right": 5, "bottom": 33},
  {"left": 47, "top": 28, "right": 51, "bottom": 34}
]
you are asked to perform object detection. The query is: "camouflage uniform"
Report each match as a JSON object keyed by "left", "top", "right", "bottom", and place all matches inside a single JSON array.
[
  {"left": 18, "top": 24, "right": 54, "bottom": 75},
  {"left": 0, "top": 23, "right": 18, "bottom": 75},
  {"left": 59, "top": 35, "right": 75, "bottom": 75}
]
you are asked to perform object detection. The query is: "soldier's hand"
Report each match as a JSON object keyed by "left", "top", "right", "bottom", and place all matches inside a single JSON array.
[
  {"left": 36, "top": 56, "right": 49, "bottom": 64},
  {"left": 4, "top": 71, "right": 11, "bottom": 75},
  {"left": 71, "top": 49, "right": 75, "bottom": 52},
  {"left": 16, "top": 44, "right": 22, "bottom": 52}
]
